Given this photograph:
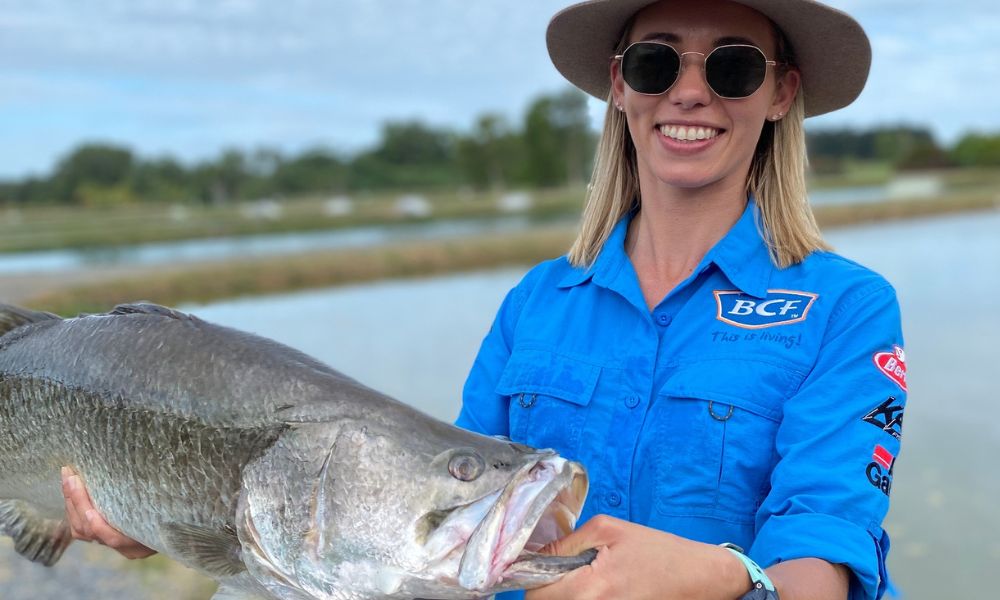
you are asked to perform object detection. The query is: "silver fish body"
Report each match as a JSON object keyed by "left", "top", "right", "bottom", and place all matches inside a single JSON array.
[{"left": 0, "top": 304, "right": 592, "bottom": 600}]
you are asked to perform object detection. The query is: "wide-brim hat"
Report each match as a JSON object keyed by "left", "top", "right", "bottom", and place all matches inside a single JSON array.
[{"left": 547, "top": 0, "right": 871, "bottom": 117}]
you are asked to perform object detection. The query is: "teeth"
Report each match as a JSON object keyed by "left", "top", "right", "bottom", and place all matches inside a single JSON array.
[{"left": 659, "top": 125, "right": 721, "bottom": 142}]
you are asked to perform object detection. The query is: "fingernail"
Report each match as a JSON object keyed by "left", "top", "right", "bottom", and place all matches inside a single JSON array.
[
  {"left": 60, "top": 466, "right": 70, "bottom": 480},
  {"left": 85, "top": 510, "right": 97, "bottom": 523},
  {"left": 66, "top": 475, "right": 78, "bottom": 491}
]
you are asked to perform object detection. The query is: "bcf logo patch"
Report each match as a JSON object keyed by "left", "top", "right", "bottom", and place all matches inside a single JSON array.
[
  {"left": 873, "top": 345, "right": 907, "bottom": 391},
  {"left": 714, "top": 289, "right": 818, "bottom": 329}
]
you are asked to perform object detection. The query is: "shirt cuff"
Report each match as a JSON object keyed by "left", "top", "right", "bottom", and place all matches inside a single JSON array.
[{"left": 749, "top": 512, "right": 889, "bottom": 600}]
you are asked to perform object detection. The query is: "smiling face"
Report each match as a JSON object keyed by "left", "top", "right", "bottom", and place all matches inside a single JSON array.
[{"left": 612, "top": 0, "right": 800, "bottom": 196}]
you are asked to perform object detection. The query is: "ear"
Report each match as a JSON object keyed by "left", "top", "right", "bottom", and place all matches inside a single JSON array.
[
  {"left": 770, "top": 67, "right": 801, "bottom": 118},
  {"left": 610, "top": 57, "right": 626, "bottom": 109}
]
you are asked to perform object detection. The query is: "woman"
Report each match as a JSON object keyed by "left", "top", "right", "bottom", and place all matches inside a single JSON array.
[
  {"left": 456, "top": 1, "right": 904, "bottom": 599},
  {"left": 64, "top": 1, "right": 906, "bottom": 599}
]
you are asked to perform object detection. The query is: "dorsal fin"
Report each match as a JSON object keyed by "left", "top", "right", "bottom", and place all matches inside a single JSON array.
[
  {"left": 0, "top": 500, "right": 73, "bottom": 566},
  {"left": 110, "top": 303, "right": 199, "bottom": 323},
  {"left": 0, "top": 304, "right": 60, "bottom": 338}
]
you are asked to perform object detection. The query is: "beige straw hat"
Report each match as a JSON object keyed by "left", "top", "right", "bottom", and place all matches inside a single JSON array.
[{"left": 546, "top": 0, "right": 871, "bottom": 117}]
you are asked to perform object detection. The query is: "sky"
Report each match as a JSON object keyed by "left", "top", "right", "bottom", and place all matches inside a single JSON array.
[{"left": 1, "top": 0, "right": 998, "bottom": 179}]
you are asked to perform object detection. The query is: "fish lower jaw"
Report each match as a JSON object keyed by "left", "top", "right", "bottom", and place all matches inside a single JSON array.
[{"left": 459, "top": 460, "right": 587, "bottom": 592}]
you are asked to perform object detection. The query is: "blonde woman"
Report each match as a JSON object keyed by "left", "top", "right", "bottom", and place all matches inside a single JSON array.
[{"left": 457, "top": 1, "right": 905, "bottom": 599}]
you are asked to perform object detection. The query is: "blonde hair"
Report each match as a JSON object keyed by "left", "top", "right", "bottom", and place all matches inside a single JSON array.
[{"left": 568, "top": 27, "right": 829, "bottom": 269}]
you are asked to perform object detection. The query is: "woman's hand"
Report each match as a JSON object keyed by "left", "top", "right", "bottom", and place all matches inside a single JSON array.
[
  {"left": 526, "top": 515, "right": 750, "bottom": 600},
  {"left": 60, "top": 466, "right": 158, "bottom": 559}
]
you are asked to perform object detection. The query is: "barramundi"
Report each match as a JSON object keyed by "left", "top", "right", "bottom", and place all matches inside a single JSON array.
[{"left": 0, "top": 303, "right": 593, "bottom": 599}]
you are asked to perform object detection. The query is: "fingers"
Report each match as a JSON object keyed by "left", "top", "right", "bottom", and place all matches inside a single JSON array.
[
  {"left": 525, "top": 565, "right": 589, "bottom": 600},
  {"left": 61, "top": 466, "right": 96, "bottom": 541},
  {"left": 539, "top": 514, "right": 618, "bottom": 557},
  {"left": 60, "top": 466, "right": 157, "bottom": 559}
]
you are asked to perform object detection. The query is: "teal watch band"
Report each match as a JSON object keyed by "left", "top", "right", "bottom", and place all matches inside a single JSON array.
[{"left": 720, "top": 543, "right": 777, "bottom": 596}]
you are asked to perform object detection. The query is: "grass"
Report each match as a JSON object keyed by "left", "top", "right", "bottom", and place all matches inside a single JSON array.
[
  {"left": 0, "top": 187, "right": 587, "bottom": 254},
  {"left": 23, "top": 225, "right": 579, "bottom": 316},
  {"left": 18, "top": 186, "right": 1000, "bottom": 318}
]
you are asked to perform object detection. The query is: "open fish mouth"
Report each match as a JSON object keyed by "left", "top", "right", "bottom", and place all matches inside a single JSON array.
[{"left": 456, "top": 454, "right": 588, "bottom": 592}]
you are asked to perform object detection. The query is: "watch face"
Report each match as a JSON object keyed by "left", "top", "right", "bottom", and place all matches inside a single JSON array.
[{"left": 740, "top": 585, "right": 778, "bottom": 600}]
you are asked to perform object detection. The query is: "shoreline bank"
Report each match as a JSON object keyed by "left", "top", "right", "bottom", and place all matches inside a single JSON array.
[{"left": 7, "top": 193, "right": 998, "bottom": 316}]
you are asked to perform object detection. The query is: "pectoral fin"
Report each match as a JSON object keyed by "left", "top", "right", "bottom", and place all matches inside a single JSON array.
[
  {"left": 161, "top": 522, "right": 246, "bottom": 577},
  {"left": 0, "top": 499, "right": 73, "bottom": 566}
]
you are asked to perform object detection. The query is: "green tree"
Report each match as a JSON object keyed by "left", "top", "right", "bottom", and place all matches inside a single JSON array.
[
  {"left": 951, "top": 133, "right": 1000, "bottom": 167},
  {"left": 457, "top": 114, "right": 521, "bottom": 190},
  {"left": 130, "top": 157, "right": 193, "bottom": 203},
  {"left": 51, "top": 143, "right": 134, "bottom": 203},
  {"left": 521, "top": 89, "right": 594, "bottom": 187},
  {"left": 273, "top": 149, "right": 348, "bottom": 194}
]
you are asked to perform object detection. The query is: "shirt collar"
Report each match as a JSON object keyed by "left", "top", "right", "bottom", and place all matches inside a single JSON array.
[
  {"left": 704, "top": 199, "right": 773, "bottom": 299},
  {"left": 557, "top": 199, "right": 774, "bottom": 298},
  {"left": 556, "top": 216, "right": 631, "bottom": 289}
]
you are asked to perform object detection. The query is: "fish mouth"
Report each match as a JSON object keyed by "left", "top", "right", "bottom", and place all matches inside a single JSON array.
[{"left": 456, "top": 454, "right": 588, "bottom": 592}]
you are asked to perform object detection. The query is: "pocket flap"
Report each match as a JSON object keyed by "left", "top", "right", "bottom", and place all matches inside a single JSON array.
[
  {"left": 660, "top": 359, "right": 801, "bottom": 421},
  {"left": 495, "top": 349, "right": 599, "bottom": 407}
]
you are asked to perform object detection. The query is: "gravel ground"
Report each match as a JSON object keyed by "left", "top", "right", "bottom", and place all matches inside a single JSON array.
[{"left": 0, "top": 539, "right": 216, "bottom": 600}]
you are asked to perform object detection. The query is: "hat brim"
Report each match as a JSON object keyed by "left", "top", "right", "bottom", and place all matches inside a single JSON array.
[{"left": 546, "top": 0, "right": 871, "bottom": 117}]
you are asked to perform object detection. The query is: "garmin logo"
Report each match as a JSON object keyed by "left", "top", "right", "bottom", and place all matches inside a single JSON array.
[{"left": 714, "top": 289, "right": 818, "bottom": 329}]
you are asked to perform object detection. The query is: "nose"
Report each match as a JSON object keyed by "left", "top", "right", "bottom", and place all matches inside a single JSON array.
[{"left": 666, "top": 52, "right": 714, "bottom": 110}]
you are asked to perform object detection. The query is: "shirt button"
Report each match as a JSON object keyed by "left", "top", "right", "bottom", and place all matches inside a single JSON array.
[
  {"left": 656, "top": 313, "right": 672, "bottom": 326},
  {"left": 606, "top": 491, "right": 622, "bottom": 507},
  {"left": 624, "top": 395, "right": 640, "bottom": 409}
]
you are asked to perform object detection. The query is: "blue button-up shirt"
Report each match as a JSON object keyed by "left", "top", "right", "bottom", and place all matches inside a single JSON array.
[{"left": 457, "top": 201, "right": 906, "bottom": 600}]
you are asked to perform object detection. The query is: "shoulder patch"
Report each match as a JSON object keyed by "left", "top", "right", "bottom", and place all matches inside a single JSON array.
[
  {"left": 714, "top": 289, "right": 818, "bottom": 329},
  {"left": 873, "top": 345, "right": 907, "bottom": 391}
]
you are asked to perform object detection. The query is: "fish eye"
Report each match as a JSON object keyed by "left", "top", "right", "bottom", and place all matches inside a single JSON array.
[{"left": 448, "top": 451, "right": 485, "bottom": 482}]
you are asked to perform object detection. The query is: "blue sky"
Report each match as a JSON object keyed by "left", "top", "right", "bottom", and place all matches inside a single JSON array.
[{"left": 1, "top": 0, "right": 997, "bottom": 179}]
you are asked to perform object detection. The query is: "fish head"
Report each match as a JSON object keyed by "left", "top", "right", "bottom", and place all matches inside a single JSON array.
[{"left": 238, "top": 410, "right": 589, "bottom": 599}]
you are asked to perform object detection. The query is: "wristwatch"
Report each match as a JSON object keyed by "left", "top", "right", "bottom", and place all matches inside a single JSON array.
[{"left": 720, "top": 543, "right": 780, "bottom": 600}]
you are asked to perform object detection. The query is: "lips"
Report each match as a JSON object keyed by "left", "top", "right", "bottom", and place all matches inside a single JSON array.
[{"left": 658, "top": 124, "right": 722, "bottom": 142}]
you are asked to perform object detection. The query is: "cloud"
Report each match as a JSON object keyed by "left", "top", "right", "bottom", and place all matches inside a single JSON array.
[{"left": 0, "top": 0, "right": 998, "bottom": 177}]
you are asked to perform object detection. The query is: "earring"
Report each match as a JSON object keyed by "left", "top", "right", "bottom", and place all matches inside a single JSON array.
[{"left": 770, "top": 112, "right": 783, "bottom": 121}]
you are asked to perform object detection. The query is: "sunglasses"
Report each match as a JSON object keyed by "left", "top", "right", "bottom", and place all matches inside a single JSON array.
[{"left": 614, "top": 42, "right": 779, "bottom": 99}]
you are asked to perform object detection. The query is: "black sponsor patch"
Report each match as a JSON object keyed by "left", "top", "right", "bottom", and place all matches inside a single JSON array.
[{"left": 862, "top": 397, "right": 903, "bottom": 440}]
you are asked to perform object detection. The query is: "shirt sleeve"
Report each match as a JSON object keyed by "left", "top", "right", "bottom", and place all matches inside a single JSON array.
[
  {"left": 749, "top": 280, "right": 907, "bottom": 600},
  {"left": 455, "top": 281, "right": 529, "bottom": 437}
]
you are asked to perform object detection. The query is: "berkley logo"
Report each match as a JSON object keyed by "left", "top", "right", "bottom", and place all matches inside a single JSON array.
[
  {"left": 873, "top": 345, "right": 907, "bottom": 391},
  {"left": 714, "top": 289, "right": 818, "bottom": 329}
]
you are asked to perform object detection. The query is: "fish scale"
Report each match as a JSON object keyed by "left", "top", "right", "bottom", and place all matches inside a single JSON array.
[{"left": 0, "top": 303, "right": 594, "bottom": 600}]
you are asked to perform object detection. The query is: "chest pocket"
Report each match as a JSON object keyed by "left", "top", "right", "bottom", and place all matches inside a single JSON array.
[
  {"left": 495, "top": 349, "right": 599, "bottom": 460},
  {"left": 653, "top": 360, "right": 801, "bottom": 523}
]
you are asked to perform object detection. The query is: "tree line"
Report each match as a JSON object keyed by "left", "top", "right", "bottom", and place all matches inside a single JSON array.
[{"left": 2, "top": 88, "right": 998, "bottom": 206}]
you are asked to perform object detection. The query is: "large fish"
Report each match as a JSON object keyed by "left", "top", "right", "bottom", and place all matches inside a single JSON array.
[{"left": 0, "top": 303, "right": 593, "bottom": 599}]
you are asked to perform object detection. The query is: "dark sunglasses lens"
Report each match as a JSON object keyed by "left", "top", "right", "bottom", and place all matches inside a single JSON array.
[
  {"left": 622, "top": 44, "right": 680, "bottom": 94},
  {"left": 706, "top": 46, "right": 767, "bottom": 98}
]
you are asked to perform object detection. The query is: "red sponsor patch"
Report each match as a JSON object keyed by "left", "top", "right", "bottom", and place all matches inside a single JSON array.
[
  {"left": 873, "top": 444, "right": 895, "bottom": 470},
  {"left": 873, "top": 345, "right": 907, "bottom": 391}
]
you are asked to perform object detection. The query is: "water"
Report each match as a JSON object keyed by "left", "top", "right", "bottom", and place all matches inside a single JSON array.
[
  {"left": 1, "top": 210, "right": 996, "bottom": 598},
  {"left": 0, "top": 184, "right": 896, "bottom": 275},
  {"left": 0, "top": 215, "right": 545, "bottom": 275},
  {"left": 180, "top": 210, "right": 1000, "bottom": 599}
]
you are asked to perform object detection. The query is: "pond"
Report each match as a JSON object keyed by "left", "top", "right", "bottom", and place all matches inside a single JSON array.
[{"left": 2, "top": 209, "right": 996, "bottom": 599}]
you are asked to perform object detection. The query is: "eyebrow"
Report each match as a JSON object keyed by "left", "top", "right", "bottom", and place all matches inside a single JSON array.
[{"left": 638, "top": 32, "right": 760, "bottom": 47}]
